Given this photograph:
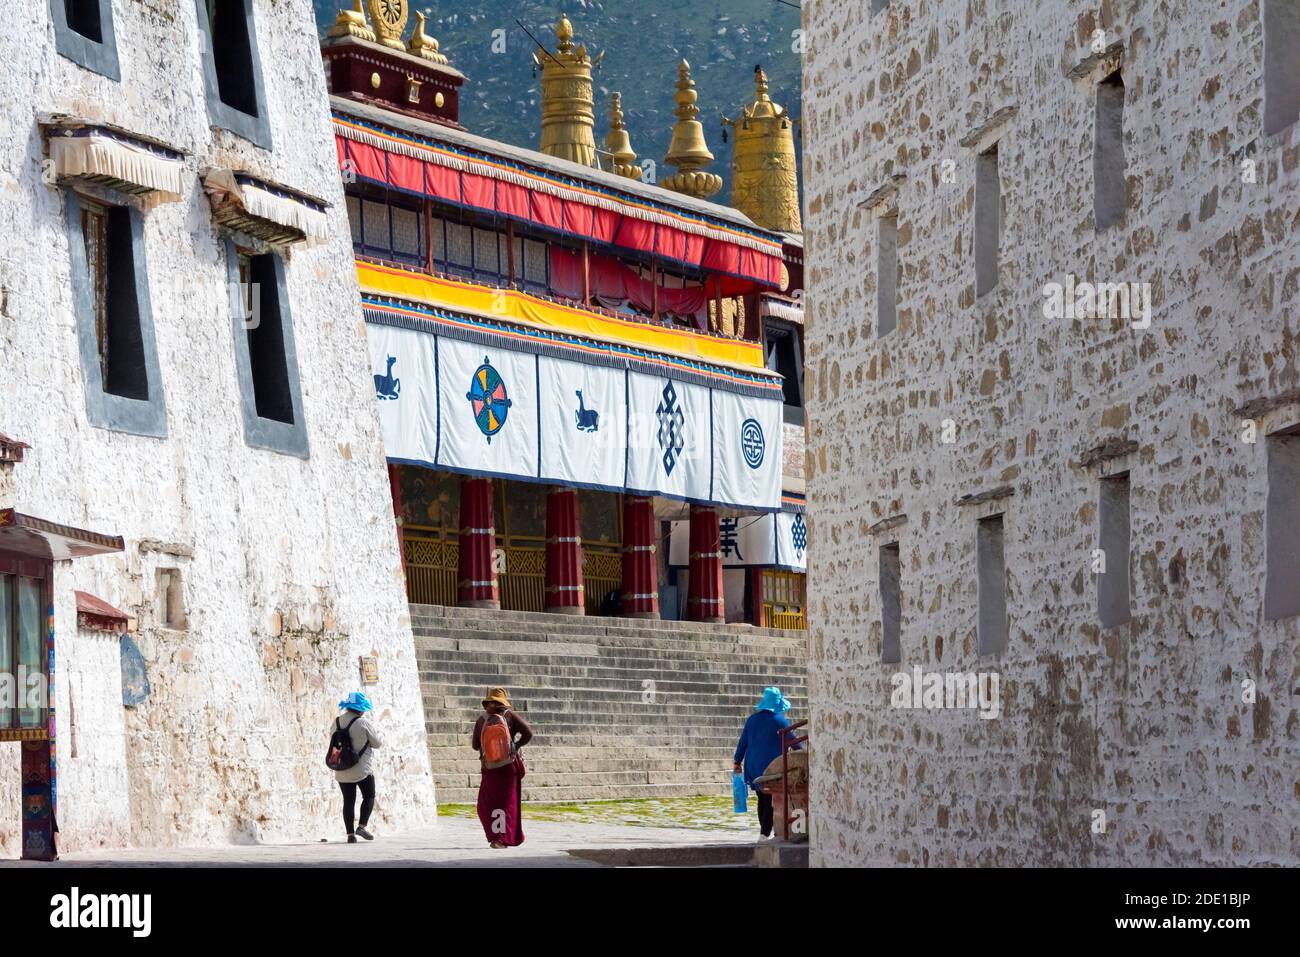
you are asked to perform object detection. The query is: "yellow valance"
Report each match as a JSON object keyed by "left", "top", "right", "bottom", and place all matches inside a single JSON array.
[{"left": 356, "top": 260, "right": 768, "bottom": 372}]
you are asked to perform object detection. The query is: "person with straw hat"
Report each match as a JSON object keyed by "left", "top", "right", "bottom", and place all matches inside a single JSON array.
[{"left": 471, "top": 687, "right": 533, "bottom": 848}]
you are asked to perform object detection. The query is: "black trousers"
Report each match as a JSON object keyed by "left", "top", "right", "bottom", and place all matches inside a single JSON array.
[
  {"left": 757, "top": 791, "right": 774, "bottom": 836},
  {"left": 339, "top": 775, "right": 376, "bottom": 834}
]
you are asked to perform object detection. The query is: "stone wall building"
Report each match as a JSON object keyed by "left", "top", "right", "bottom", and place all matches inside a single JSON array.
[
  {"left": 802, "top": 0, "right": 1299, "bottom": 865},
  {"left": 0, "top": 0, "right": 433, "bottom": 857}
]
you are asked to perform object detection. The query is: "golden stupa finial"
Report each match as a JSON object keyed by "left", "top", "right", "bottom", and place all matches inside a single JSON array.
[
  {"left": 407, "top": 11, "right": 448, "bottom": 63},
  {"left": 722, "top": 64, "right": 801, "bottom": 232},
  {"left": 537, "top": 15, "right": 599, "bottom": 166},
  {"left": 662, "top": 59, "right": 722, "bottom": 200},
  {"left": 365, "top": 0, "right": 409, "bottom": 50},
  {"left": 605, "top": 92, "right": 640, "bottom": 179},
  {"left": 328, "top": 1, "right": 376, "bottom": 42}
]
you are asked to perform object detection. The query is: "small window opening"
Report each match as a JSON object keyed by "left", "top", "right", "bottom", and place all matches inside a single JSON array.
[
  {"left": 977, "top": 514, "right": 1008, "bottom": 655},
  {"left": 82, "top": 200, "right": 148, "bottom": 400},
  {"left": 975, "top": 144, "right": 1000, "bottom": 296},
  {"left": 1264, "top": 0, "right": 1300, "bottom": 135},
  {"left": 877, "top": 212, "right": 898, "bottom": 336},
  {"left": 1094, "top": 69, "right": 1126, "bottom": 230},
  {"left": 64, "top": 0, "right": 103, "bottom": 42},
  {"left": 880, "top": 542, "right": 901, "bottom": 664},
  {"left": 1098, "top": 473, "right": 1132, "bottom": 627},
  {"left": 1265, "top": 428, "right": 1300, "bottom": 620},
  {"left": 240, "top": 252, "right": 294, "bottom": 424},
  {"left": 210, "top": 0, "right": 259, "bottom": 117},
  {"left": 157, "top": 567, "right": 187, "bottom": 630}
]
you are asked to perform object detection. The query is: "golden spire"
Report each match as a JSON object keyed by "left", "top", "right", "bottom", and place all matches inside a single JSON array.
[
  {"left": 536, "top": 15, "right": 600, "bottom": 167},
  {"left": 407, "top": 11, "right": 448, "bottom": 63},
  {"left": 662, "top": 60, "right": 722, "bottom": 200},
  {"left": 722, "top": 65, "right": 802, "bottom": 232},
  {"left": 605, "top": 93, "right": 640, "bottom": 179},
  {"left": 328, "top": 1, "right": 375, "bottom": 42}
]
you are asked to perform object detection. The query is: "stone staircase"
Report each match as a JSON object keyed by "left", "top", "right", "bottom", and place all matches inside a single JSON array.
[{"left": 413, "top": 605, "right": 809, "bottom": 804}]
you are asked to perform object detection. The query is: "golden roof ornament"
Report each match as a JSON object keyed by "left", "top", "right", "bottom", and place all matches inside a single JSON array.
[
  {"left": 722, "top": 65, "right": 802, "bottom": 232},
  {"left": 407, "top": 12, "right": 448, "bottom": 64},
  {"left": 328, "top": 1, "right": 376, "bottom": 43},
  {"left": 605, "top": 93, "right": 640, "bottom": 179},
  {"left": 366, "top": 0, "right": 408, "bottom": 50},
  {"left": 662, "top": 60, "right": 722, "bottom": 200},
  {"left": 537, "top": 15, "right": 602, "bottom": 167}
]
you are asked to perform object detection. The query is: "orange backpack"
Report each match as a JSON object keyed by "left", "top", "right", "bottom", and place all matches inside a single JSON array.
[{"left": 481, "top": 710, "right": 514, "bottom": 769}]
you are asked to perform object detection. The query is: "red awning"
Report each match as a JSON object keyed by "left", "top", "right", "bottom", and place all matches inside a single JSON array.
[
  {"left": 0, "top": 510, "right": 124, "bottom": 561},
  {"left": 75, "top": 591, "right": 129, "bottom": 632}
]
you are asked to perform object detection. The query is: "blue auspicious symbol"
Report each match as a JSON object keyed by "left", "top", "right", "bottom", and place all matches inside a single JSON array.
[
  {"left": 575, "top": 389, "right": 599, "bottom": 432},
  {"left": 791, "top": 513, "right": 807, "bottom": 559},
  {"left": 656, "top": 380, "right": 686, "bottom": 475},
  {"left": 374, "top": 355, "right": 401, "bottom": 400},
  {"left": 466, "top": 356, "right": 512, "bottom": 443},
  {"left": 741, "top": 418, "right": 765, "bottom": 469}
]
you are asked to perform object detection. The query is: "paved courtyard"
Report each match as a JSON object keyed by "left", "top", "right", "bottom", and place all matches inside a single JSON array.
[{"left": 1, "top": 798, "right": 766, "bottom": 868}]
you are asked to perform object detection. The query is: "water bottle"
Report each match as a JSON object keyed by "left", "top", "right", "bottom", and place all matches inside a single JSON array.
[{"left": 732, "top": 771, "right": 748, "bottom": 813}]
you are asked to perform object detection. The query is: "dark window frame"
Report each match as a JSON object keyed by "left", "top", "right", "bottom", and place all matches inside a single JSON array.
[
  {"left": 49, "top": 0, "right": 120, "bottom": 81},
  {"left": 225, "top": 240, "right": 309, "bottom": 457},
  {"left": 66, "top": 192, "right": 168, "bottom": 438},
  {"left": 763, "top": 318, "right": 805, "bottom": 425},
  {"left": 194, "top": 0, "right": 272, "bottom": 149}
]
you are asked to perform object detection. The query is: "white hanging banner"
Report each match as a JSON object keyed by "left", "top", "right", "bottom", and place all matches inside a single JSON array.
[
  {"left": 434, "top": 336, "right": 539, "bottom": 480},
  {"left": 538, "top": 356, "right": 627, "bottom": 491},
  {"left": 775, "top": 510, "right": 809, "bottom": 572},
  {"left": 366, "top": 324, "right": 439, "bottom": 467},
  {"left": 625, "top": 371, "right": 712, "bottom": 503},
  {"left": 710, "top": 389, "right": 782, "bottom": 510},
  {"left": 668, "top": 514, "right": 775, "bottom": 567}
]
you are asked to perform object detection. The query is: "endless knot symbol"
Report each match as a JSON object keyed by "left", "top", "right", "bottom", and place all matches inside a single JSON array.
[
  {"left": 656, "top": 380, "right": 686, "bottom": 475},
  {"left": 791, "top": 513, "right": 807, "bottom": 558}
]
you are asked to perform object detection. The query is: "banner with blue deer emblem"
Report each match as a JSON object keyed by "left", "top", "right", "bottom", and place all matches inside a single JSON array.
[
  {"left": 366, "top": 324, "right": 438, "bottom": 466},
  {"left": 710, "top": 389, "right": 783, "bottom": 510},
  {"left": 435, "top": 335, "right": 539, "bottom": 480},
  {"left": 538, "top": 356, "right": 626, "bottom": 491}
]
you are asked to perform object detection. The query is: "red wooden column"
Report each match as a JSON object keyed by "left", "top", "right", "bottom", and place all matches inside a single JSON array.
[
  {"left": 620, "top": 495, "right": 659, "bottom": 618},
  {"left": 457, "top": 477, "right": 499, "bottom": 608},
  {"left": 545, "top": 487, "right": 584, "bottom": 615},
  {"left": 687, "top": 505, "right": 725, "bottom": 623},
  {"left": 750, "top": 566, "right": 766, "bottom": 627}
]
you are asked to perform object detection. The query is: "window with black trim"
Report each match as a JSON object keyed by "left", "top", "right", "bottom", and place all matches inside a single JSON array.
[
  {"left": 49, "top": 0, "right": 120, "bottom": 80},
  {"left": 227, "top": 242, "right": 308, "bottom": 456},
  {"left": 763, "top": 319, "right": 805, "bottom": 425},
  {"left": 195, "top": 0, "right": 271, "bottom": 148},
  {"left": 66, "top": 193, "right": 168, "bottom": 437},
  {"left": 0, "top": 557, "right": 49, "bottom": 731}
]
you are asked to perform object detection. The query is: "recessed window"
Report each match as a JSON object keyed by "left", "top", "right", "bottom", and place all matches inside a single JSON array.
[
  {"left": 1094, "top": 69, "right": 1126, "bottom": 231},
  {"left": 1098, "top": 473, "right": 1132, "bottom": 628},
  {"left": 227, "top": 242, "right": 308, "bottom": 457},
  {"left": 81, "top": 201, "right": 149, "bottom": 401},
  {"left": 1264, "top": 0, "right": 1300, "bottom": 135},
  {"left": 975, "top": 144, "right": 1000, "bottom": 297},
  {"left": 764, "top": 321, "right": 805, "bottom": 425},
  {"left": 871, "top": 0, "right": 889, "bottom": 13},
  {"left": 977, "top": 514, "right": 1008, "bottom": 655},
  {"left": 49, "top": 0, "right": 119, "bottom": 80},
  {"left": 67, "top": 194, "right": 168, "bottom": 437},
  {"left": 157, "top": 568, "right": 187, "bottom": 630},
  {"left": 880, "top": 542, "right": 901, "bottom": 664},
  {"left": 877, "top": 212, "right": 898, "bottom": 336},
  {"left": 1265, "top": 429, "right": 1300, "bottom": 620},
  {"left": 195, "top": 0, "right": 271, "bottom": 148}
]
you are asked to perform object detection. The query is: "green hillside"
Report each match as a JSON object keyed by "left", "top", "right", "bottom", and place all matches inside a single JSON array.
[{"left": 312, "top": 0, "right": 804, "bottom": 201}]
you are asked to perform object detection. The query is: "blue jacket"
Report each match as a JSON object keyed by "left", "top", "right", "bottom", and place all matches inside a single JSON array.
[{"left": 734, "top": 710, "right": 796, "bottom": 789}]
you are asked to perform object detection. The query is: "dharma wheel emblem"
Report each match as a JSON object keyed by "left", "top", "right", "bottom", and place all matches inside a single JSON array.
[
  {"left": 367, "top": 0, "right": 409, "bottom": 46},
  {"left": 466, "top": 356, "right": 512, "bottom": 444}
]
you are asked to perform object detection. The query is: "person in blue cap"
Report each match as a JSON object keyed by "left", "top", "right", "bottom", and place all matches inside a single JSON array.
[
  {"left": 733, "top": 686, "right": 798, "bottom": 839},
  {"left": 330, "top": 691, "right": 384, "bottom": 843}
]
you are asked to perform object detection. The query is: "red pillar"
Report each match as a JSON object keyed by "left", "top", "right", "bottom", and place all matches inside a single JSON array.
[
  {"left": 620, "top": 495, "right": 659, "bottom": 618},
  {"left": 688, "top": 505, "right": 725, "bottom": 623},
  {"left": 545, "top": 487, "right": 584, "bottom": 615},
  {"left": 750, "top": 566, "right": 766, "bottom": 627},
  {"left": 457, "top": 477, "right": 499, "bottom": 608}
]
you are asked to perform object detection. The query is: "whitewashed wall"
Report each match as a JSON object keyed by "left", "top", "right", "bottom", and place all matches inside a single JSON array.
[{"left": 0, "top": 0, "right": 435, "bottom": 853}]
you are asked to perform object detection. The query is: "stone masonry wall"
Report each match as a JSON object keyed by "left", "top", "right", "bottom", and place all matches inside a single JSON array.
[
  {"left": 0, "top": 0, "right": 434, "bottom": 853},
  {"left": 802, "top": 0, "right": 1298, "bottom": 865}
]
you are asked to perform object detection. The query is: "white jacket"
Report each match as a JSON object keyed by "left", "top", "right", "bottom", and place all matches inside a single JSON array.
[{"left": 330, "top": 710, "right": 383, "bottom": 784}]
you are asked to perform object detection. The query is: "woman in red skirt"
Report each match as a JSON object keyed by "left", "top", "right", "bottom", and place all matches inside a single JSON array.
[{"left": 471, "top": 687, "right": 533, "bottom": 848}]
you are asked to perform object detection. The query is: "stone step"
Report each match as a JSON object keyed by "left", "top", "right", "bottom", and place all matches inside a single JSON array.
[
  {"left": 435, "top": 781, "right": 732, "bottom": 805},
  {"left": 419, "top": 683, "right": 807, "bottom": 707},
  {"left": 423, "top": 694, "right": 803, "bottom": 717},
  {"left": 414, "top": 643, "right": 809, "bottom": 669},
  {"left": 410, "top": 603, "right": 797, "bottom": 639},
  {"left": 426, "top": 754, "right": 732, "bottom": 775}
]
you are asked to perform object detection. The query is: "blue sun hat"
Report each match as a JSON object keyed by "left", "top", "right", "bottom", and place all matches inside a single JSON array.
[
  {"left": 754, "top": 686, "right": 790, "bottom": 713},
  {"left": 338, "top": 691, "right": 373, "bottom": 713}
]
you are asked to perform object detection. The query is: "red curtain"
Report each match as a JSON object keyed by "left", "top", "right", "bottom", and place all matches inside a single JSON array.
[
  {"left": 531, "top": 192, "right": 564, "bottom": 230},
  {"left": 563, "top": 201, "right": 594, "bottom": 238},
  {"left": 424, "top": 163, "right": 460, "bottom": 203},
  {"left": 496, "top": 181, "right": 531, "bottom": 220},
  {"left": 347, "top": 140, "right": 386, "bottom": 184},
  {"left": 461, "top": 172, "right": 495, "bottom": 211},
  {"left": 387, "top": 153, "right": 424, "bottom": 194}
]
